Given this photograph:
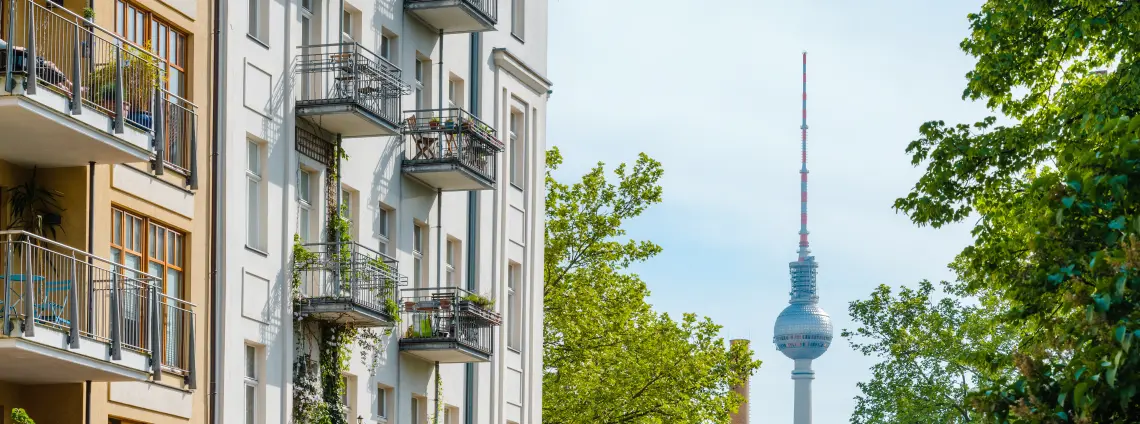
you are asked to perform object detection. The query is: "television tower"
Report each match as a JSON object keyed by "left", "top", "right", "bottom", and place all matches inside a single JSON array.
[{"left": 772, "top": 51, "right": 833, "bottom": 424}]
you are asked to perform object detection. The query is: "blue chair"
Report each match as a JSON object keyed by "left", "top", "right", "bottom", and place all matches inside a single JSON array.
[
  {"left": 34, "top": 280, "right": 71, "bottom": 327},
  {"left": 0, "top": 274, "right": 44, "bottom": 316}
]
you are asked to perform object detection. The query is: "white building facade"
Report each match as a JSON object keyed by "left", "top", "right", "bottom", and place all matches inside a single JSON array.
[{"left": 213, "top": 0, "right": 549, "bottom": 422}]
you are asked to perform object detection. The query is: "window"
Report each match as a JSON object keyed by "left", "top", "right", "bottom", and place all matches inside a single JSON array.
[
  {"left": 413, "top": 223, "right": 425, "bottom": 288},
  {"left": 508, "top": 263, "right": 521, "bottom": 350},
  {"left": 509, "top": 111, "right": 525, "bottom": 187},
  {"left": 111, "top": 208, "right": 185, "bottom": 361},
  {"left": 244, "top": 344, "right": 259, "bottom": 424},
  {"left": 340, "top": 188, "right": 357, "bottom": 241},
  {"left": 380, "top": 33, "right": 393, "bottom": 61},
  {"left": 377, "top": 205, "right": 392, "bottom": 254},
  {"left": 511, "top": 0, "right": 525, "bottom": 40},
  {"left": 341, "top": 375, "right": 352, "bottom": 421},
  {"left": 247, "top": 0, "right": 267, "bottom": 41},
  {"left": 298, "top": 169, "right": 314, "bottom": 243},
  {"left": 342, "top": 10, "right": 355, "bottom": 43},
  {"left": 445, "top": 239, "right": 458, "bottom": 287},
  {"left": 448, "top": 78, "right": 464, "bottom": 109},
  {"left": 247, "top": 140, "right": 266, "bottom": 250},
  {"left": 411, "top": 397, "right": 424, "bottom": 424},
  {"left": 376, "top": 386, "right": 388, "bottom": 418},
  {"left": 414, "top": 59, "right": 426, "bottom": 109}
]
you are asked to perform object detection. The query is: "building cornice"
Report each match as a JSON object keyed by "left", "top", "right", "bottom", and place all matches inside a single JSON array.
[{"left": 492, "top": 48, "right": 553, "bottom": 95}]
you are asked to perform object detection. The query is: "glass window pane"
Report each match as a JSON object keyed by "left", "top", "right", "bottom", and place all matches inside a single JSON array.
[
  {"left": 131, "top": 218, "right": 142, "bottom": 250},
  {"left": 245, "top": 385, "right": 255, "bottom": 424},
  {"left": 113, "top": 211, "right": 122, "bottom": 245},
  {"left": 247, "top": 141, "right": 259, "bottom": 174},
  {"left": 248, "top": 179, "right": 259, "bottom": 245},
  {"left": 300, "top": 208, "right": 310, "bottom": 242},
  {"left": 169, "top": 68, "right": 184, "bottom": 98},
  {"left": 166, "top": 268, "right": 182, "bottom": 298},
  {"left": 378, "top": 209, "right": 388, "bottom": 236},
  {"left": 245, "top": 345, "right": 256, "bottom": 378}
]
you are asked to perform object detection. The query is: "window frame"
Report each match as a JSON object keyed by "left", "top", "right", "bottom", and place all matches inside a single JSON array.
[
  {"left": 412, "top": 223, "right": 425, "bottom": 289},
  {"left": 511, "top": 0, "right": 525, "bottom": 41},
  {"left": 298, "top": 168, "right": 315, "bottom": 243},
  {"left": 110, "top": 207, "right": 187, "bottom": 365},
  {"left": 247, "top": 139, "right": 266, "bottom": 251},
  {"left": 414, "top": 59, "right": 425, "bottom": 109},
  {"left": 377, "top": 204, "right": 392, "bottom": 255},
  {"left": 379, "top": 33, "right": 393, "bottom": 61},
  {"left": 507, "top": 262, "right": 522, "bottom": 351},
  {"left": 376, "top": 386, "right": 388, "bottom": 418},
  {"left": 244, "top": 344, "right": 259, "bottom": 424},
  {"left": 445, "top": 238, "right": 458, "bottom": 287},
  {"left": 509, "top": 110, "right": 525, "bottom": 188}
]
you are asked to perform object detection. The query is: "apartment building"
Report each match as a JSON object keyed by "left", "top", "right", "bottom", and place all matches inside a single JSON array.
[
  {"left": 217, "top": 1, "right": 548, "bottom": 424},
  {"left": 0, "top": 0, "right": 210, "bottom": 422}
]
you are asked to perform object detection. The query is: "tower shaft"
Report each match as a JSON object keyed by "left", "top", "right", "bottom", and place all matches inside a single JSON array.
[
  {"left": 798, "top": 51, "right": 810, "bottom": 261},
  {"left": 792, "top": 359, "right": 815, "bottom": 424}
]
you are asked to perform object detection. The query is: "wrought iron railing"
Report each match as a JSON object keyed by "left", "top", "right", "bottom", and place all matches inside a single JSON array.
[
  {"left": 294, "top": 242, "right": 405, "bottom": 320},
  {"left": 0, "top": 230, "right": 196, "bottom": 385},
  {"left": 0, "top": 0, "right": 198, "bottom": 183},
  {"left": 402, "top": 108, "right": 503, "bottom": 182},
  {"left": 399, "top": 286, "right": 500, "bottom": 356},
  {"left": 406, "top": 0, "right": 498, "bottom": 24},
  {"left": 296, "top": 42, "right": 409, "bottom": 128}
]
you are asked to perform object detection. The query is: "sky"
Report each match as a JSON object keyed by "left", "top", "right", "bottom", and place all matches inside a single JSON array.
[{"left": 545, "top": 0, "right": 996, "bottom": 422}]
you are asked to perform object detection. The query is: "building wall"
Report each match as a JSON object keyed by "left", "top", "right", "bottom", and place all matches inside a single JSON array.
[{"left": 219, "top": 0, "right": 549, "bottom": 423}]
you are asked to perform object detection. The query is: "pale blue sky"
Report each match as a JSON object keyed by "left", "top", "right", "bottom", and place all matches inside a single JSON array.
[{"left": 545, "top": 0, "right": 994, "bottom": 422}]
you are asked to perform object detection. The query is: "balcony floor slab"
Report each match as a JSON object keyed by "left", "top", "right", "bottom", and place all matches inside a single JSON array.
[{"left": 0, "top": 324, "right": 151, "bottom": 384}]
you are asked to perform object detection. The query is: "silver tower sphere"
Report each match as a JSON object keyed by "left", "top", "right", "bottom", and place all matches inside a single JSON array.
[{"left": 773, "top": 256, "right": 833, "bottom": 360}]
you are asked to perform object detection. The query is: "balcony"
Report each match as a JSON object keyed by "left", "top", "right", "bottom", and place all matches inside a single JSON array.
[
  {"left": 294, "top": 242, "right": 405, "bottom": 327},
  {"left": 402, "top": 108, "right": 503, "bottom": 191},
  {"left": 296, "top": 43, "right": 409, "bottom": 138},
  {"left": 0, "top": 231, "right": 197, "bottom": 386},
  {"left": 0, "top": 0, "right": 199, "bottom": 183},
  {"left": 399, "top": 287, "right": 501, "bottom": 363},
  {"left": 405, "top": 0, "right": 497, "bottom": 34}
]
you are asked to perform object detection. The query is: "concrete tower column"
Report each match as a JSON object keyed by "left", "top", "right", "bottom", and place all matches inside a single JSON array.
[{"left": 792, "top": 359, "right": 814, "bottom": 424}]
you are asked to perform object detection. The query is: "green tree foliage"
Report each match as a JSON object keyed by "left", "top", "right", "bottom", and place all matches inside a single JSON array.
[
  {"left": 543, "top": 147, "right": 761, "bottom": 424},
  {"left": 843, "top": 281, "right": 1015, "bottom": 423},
  {"left": 892, "top": 1, "right": 1140, "bottom": 421}
]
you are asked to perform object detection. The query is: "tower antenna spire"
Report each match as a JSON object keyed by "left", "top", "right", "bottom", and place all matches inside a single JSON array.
[{"left": 798, "top": 51, "right": 810, "bottom": 261}]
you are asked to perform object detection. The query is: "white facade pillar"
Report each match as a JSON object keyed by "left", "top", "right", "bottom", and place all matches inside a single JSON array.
[{"left": 792, "top": 359, "right": 814, "bottom": 424}]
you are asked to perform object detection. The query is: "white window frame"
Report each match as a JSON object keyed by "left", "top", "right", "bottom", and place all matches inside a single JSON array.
[
  {"left": 414, "top": 59, "right": 425, "bottom": 109},
  {"left": 445, "top": 238, "right": 459, "bottom": 287},
  {"left": 377, "top": 204, "right": 393, "bottom": 255},
  {"left": 341, "top": 9, "right": 355, "bottom": 43},
  {"left": 508, "top": 263, "right": 521, "bottom": 350},
  {"left": 248, "top": 0, "right": 267, "bottom": 42},
  {"left": 509, "top": 111, "right": 525, "bottom": 188},
  {"left": 244, "top": 344, "right": 260, "bottom": 424},
  {"left": 298, "top": 168, "right": 314, "bottom": 243},
  {"left": 376, "top": 385, "right": 388, "bottom": 419},
  {"left": 413, "top": 223, "right": 425, "bottom": 289},
  {"left": 340, "top": 187, "right": 357, "bottom": 241},
  {"left": 246, "top": 140, "right": 265, "bottom": 251},
  {"left": 380, "top": 33, "right": 393, "bottom": 61},
  {"left": 511, "top": 0, "right": 524, "bottom": 40}
]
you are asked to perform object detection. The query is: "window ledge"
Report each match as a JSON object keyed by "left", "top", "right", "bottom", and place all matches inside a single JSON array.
[
  {"left": 507, "top": 346, "right": 522, "bottom": 354},
  {"left": 247, "top": 34, "right": 270, "bottom": 49},
  {"left": 510, "top": 183, "right": 525, "bottom": 192},
  {"left": 245, "top": 245, "right": 269, "bottom": 257},
  {"left": 511, "top": 33, "right": 524, "bottom": 44}
]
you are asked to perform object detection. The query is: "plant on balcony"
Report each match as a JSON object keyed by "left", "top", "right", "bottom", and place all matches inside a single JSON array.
[
  {"left": 10, "top": 408, "right": 34, "bottom": 424},
  {"left": 122, "top": 42, "right": 164, "bottom": 129},
  {"left": 444, "top": 118, "right": 455, "bottom": 129},
  {"left": 460, "top": 292, "right": 494, "bottom": 310},
  {"left": 428, "top": 116, "right": 441, "bottom": 129},
  {"left": 82, "top": 7, "right": 95, "bottom": 21},
  {"left": 6, "top": 166, "right": 64, "bottom": 242}
]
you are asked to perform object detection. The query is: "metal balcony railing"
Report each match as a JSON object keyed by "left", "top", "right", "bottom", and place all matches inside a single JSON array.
[
  {"left": 402, "top": 108, "right": 503, "bottom": 181},
  {"left": 294, "top": 242, "right": 405, "bottom": 323},
  {"left": 399, "top": 286, "right": 500, "bottom": 357},
  {"left": 296, "top": 42, "right": 409, "bottom": 128},
  {"left": 0, "top": 0, "right": 198, "bottom": 183},
  {"left": 0, "top": 230, "right": 196, "bottom": 385},
  {"left": 406, "top": 0, "right": 498, "bottom": 24}
]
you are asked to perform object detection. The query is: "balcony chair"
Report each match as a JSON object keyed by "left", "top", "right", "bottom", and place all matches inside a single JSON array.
[
  {"left": 33, "top": 280, "right": 71, "bottom": 327},
  {"left": 406, "top": 115, "right": 438, "bottom": 160}
]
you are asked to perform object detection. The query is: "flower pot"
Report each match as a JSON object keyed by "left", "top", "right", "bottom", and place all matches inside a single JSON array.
[
  {"left": 404, "top": 301, "right": 415, "bottom": 312},
  {"left": 444, "top": 121, "right": 455, "bottom": 129},
  {"left": 429, "top": 122, "right": 440, "bottom": 129}
]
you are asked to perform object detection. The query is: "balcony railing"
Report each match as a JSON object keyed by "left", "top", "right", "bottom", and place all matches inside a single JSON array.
[
  {"left": 402, "top": 108, "right": 503, "bottom": 190},
  {"left": 0, "top": 231, "right": 196, "bottom": 386},
  {"left": 405, "top": 0, "right": 498, "bottom": 33},
  {"left": 296, "top": 43, "right": 409, "bottom": 136},
  {"left": 294, "top": 242, "right": 405, "bottom": 326},
  {"left": 0, "top": 0, "right": 198, "bottom": 184},
  {"left": 399, "top": 286, "right": 500, "bottom": 362}
]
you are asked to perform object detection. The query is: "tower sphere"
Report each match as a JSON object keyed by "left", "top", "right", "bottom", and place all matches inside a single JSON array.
[{"left": 773, "top": 302, "right": 833, "bottom": 361}]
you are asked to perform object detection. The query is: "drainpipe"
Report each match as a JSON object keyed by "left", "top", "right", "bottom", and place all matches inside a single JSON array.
[
  {"left": 208, "top": 0, "right": 228, "bottom": 419},
  {"left": 464, "top": 31, "right": 481, "bottom": 424},
  {"left": 86, "top": 160, "right": 95, "bottom": 424}
]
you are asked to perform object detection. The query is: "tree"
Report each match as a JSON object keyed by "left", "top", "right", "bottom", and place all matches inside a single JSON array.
[
  {"left": 893, "top": 1, "right": 1140, "bottom": 422},
  {"left": 842, "top": 281, "right": 1015, "bottom": 423},
  {"left": 543, "top": 147, "right": 761, "bottom": 424}
]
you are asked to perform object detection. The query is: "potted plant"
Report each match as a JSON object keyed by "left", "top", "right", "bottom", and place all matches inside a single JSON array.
[
  {"left": 82, "top": 7, "right": 95, "bottom": 22},
  {"left": 404, "top": 300, "right": 415, "bottom": 312},
  {"left": 7, "top": 166, "right": 64, "bottom": 243},
  {"left": 121, "top": 42, "right": 163, "bottom": 130},
  {"left": 460, "top": 293, "right": 494, "bottom": 310},
  {"left": 428, "top": 116, "right": 440, "bottom": 129},
  {"left": 461, "top": 117, "right": 473, "bottom": 131},
  {"left": 11, "top": 408, "right": 34, "bottom": 424},
  {"left": 444, "top": 118, "right": 455, "bottom": 129}
]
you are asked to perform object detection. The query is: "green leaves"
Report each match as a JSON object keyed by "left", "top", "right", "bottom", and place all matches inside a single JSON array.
[{"left": 543, "top": 148, "right": 759, "bottom": 424}]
